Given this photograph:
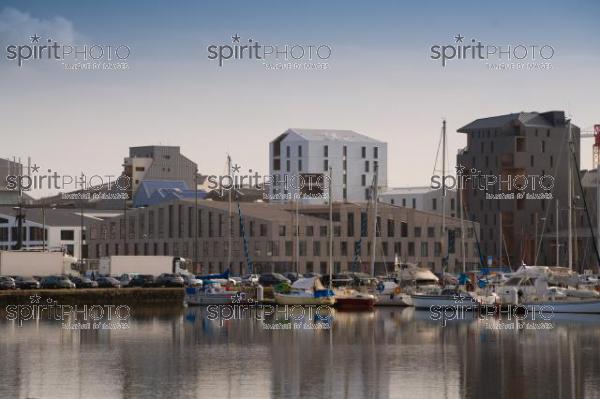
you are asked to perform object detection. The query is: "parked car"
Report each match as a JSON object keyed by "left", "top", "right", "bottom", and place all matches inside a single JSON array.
[
  {"left": 118, "top": 273, "right": 139, "bottom": 287},
  {"left": 96, "top": 276, "right": 121, "bottom": 288},
  {"left": 70, "top": 276, "right": 98, "bottom": 289},
  {"left": 242, "top": 274, "right": 260, "bottom": 284},
  {"left": 41, "top": 275, "right": 76, "bottom": 289},
  {"left": 14, "top": 276, "right": 40, "bottom": 289},
  {"left": 128, "top": 274, "right": 157, "bottom": 288},
  {"left": 282, "top": 272, "right": 301, "bottom": 283},
  {"left": 258, "top": 273, "right": 291, "bottom": 287},
  {"left": 0, "top": 276, "right": 16, "bottom": 290},
  {"left": 155, "top": 273, "right": 185, "bottom": 287}
]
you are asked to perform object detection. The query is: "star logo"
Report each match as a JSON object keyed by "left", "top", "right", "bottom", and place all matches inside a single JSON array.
[
  {"left": 31, "top": 164, "right": 40, "bottom": 173},
  {"left": 29, "top": 294, "right": 41, "bottom": 304},
  {"left": 30, "top": 34, "right": 40, "bottom": 43},
  {"left": 232, "top": 33, "right": 241, "bottom": 43},
  {"left": 454, "top": 34, "right": 465, "bottom": 43},
  {"left": 231, "top": 292, "right": 246, "bottom": 303},
  {"left": 453, "top": 293, "right": 466, "bottom": 304},
  {"left": 232, "top": 164, "right": 241, "bottom": 174}
]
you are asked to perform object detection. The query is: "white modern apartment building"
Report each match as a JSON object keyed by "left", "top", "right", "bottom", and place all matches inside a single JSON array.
[
  {"left": 269, "top": 129, "right": 387, "bottom": 204},
  {"left": 380, "top": 187, "right": 458, "bottom": 218}
]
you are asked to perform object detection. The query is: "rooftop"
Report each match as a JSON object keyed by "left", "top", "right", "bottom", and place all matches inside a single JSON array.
[
  {"left": 280, "top": 128, "right": 385, "bottom": 144},
  {"left": 458, "top": 111, "right": 572, "bottom": 133}
]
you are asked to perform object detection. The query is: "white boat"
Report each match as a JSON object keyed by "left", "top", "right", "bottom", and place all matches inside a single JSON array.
[
  {"left": 411, "top": 289, "right": 479, "bottom": 310},
  {"left": 184, "top": 282, "right": 237, "bottom": 306},
  {"left": 498, "top": 267, "right": 600, "bottom": 313},
  {"left": 274, "top": 277, "right": 335, "bottom": 306},
  {"left": 375, "top": 281, "right": 412, "bottom": 306}
]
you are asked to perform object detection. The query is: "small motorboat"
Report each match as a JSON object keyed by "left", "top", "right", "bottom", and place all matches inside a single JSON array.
[
  {"left": 411, "top": 288, "right": 479, "bottom": 310},
  {"left": 334, "top": 288, "right": 377, "bottom": 310},
  {"left": 274, "top": 277, "right": 335, "bottom": 306},
  {"left": 184, "top": 281, "right": 237, "bottom": 306}
]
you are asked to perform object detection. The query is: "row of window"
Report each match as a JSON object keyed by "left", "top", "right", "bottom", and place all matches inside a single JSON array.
[
  {"left": 0, "top": 227, "right": 75, "bottom": 242},
  {"left": 95, "top": 238, "right": 475, "bottom": 259}
]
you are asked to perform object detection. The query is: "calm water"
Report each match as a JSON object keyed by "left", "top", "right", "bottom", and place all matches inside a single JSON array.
[{"left": 1, "top": 304, "right": 600, "bottom": 399}]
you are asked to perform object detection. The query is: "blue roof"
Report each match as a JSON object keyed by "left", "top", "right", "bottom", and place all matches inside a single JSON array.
[{"left": 133, "top": 180, "right": 207, "bottom": 207}]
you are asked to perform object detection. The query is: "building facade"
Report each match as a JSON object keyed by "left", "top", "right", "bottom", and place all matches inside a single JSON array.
[
  {"left": 457, "top": 111, "right": 580, "bottom": 268},
  {"left": 0, "top": 207, "right": 120, "bottom": 260},
  {"left": 124, "top": 146, "right": 198, "bottom": 201},
  {"left": 269, "top": 129, "right": 387, "bottom": 204},
  {"left": 380, "top": 187, "right": 458, "bottom": 218},
  {"left": 88, "top": 199, "right": 481, "bottom": 275}
]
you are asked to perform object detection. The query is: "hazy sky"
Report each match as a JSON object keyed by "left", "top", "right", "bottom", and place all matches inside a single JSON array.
[{"left": 1, "top": 0, "right": 599, "bottom": 197}]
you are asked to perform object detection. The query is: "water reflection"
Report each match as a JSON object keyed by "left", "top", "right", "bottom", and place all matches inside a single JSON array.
[{"left": 1, "top": 305, "right": 599, "bottom": 398}]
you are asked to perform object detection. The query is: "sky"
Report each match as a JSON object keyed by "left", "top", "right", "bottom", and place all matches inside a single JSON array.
[{"left": 1, "top": 0, "right": 599, "bottom": 197}]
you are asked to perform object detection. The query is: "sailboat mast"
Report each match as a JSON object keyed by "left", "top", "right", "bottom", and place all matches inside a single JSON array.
[
  {"left": 370, "top": 164, "right": 378, "bottom": 277},
  {"left": 556, "top": 199, "right": 559, "bottom": 266},
  {"left": 227, "top": 155, "right": 232, "bottom": 271},
  {"left": 328, "top": 166, "right": 333, "bottom": 290},
  {"left": 295, "top": 193, "right": 300, "bottom": 275},
  {"left": 567, "top": 120, "right": 573, "bottom": 271},
  {"left": 441, "top": 120, "right": 447, "bottom": 274},
  {"left": 459, "top": 182, "right": 466, "bottom": 273}
]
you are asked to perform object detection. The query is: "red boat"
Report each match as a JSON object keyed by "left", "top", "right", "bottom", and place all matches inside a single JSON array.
[{"left": 333, "top": 288, "right": 377, "bottom": 310}]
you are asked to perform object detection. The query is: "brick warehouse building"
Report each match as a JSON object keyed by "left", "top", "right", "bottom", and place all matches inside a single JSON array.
[{"left": 88, "top": 199, "right": 481, "bottom": 275}]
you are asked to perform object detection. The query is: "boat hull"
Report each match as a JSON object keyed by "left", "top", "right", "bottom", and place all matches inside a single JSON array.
[
  {"left": 375, "top": 293, "right": 412, "bottom": 306},
  {"left": 411, "top": 294, "right": 478, "bottom": 310},
  {"left": 274, "top": 292, "right": 336, "bottom": 306},
  {"left": 335, "top": 297, "right": 376, "bottom": 310}
]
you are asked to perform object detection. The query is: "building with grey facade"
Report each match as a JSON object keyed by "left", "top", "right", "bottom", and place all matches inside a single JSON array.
[
  {"left": 457, "top": 111, "right": 580, "bottom": 269},
  {"left": 88, "top": 199, "right": 481, "bottom": 275},
  {"left": 380, "top": 187, "right": 458, "bottom": 218}
]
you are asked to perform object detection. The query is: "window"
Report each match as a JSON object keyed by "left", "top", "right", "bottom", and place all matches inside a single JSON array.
[
  {"left": 286, "top": 146, "right": 290, "bottom": 157},
  {"left": 432, "top": 198, "right": 437, "bottom": 210},
  {"left": 278, "top": 225, "right": 286, "bottom": 236},
  {"left": 360, "top": 212, "right": 368, "bottom": 237},
  {"left": 285, "top": 241, "right": 293, "bottom": 256},
  {"left": 286, "top": 160, "right": 290, "bottom": 172},
  {"left": 408, "top": 242, "right": 415, "bottom": 256},
  {"left": 313, "top": 241, "right": 321, "bottom": 256},
  {"left": 427, "top": 227, "right": 435, "bottom": 238},
  {"left": 306, "top": 225, "right": 314, "bottom": 236},
  {"left": 373, "top": 147, "right": 378, "bottom": 159},
  {"left": 421, "top": 242, "right": 429, "bottom": 257},
  {"left": 298, "top": 159, "right": 302, "bottom": 171},
  {"left": 323, "top": 145, "right": 328, "bottom": 157},
  {"left": 260, "top": 224, "right": 267, "bottom": 236},
  {"left": 341, "top": 241, "right": 348, "bottom": 256},
  {"left": 361, "top": 175, "right": 366, "bottom": 186},
  {"left": 320, "top": 226, "right": 327, "bottom": 237},
  {"left": 530, "top": 155, "right": 534, "bottom": 167},
  {"left": 343, "top": 146, "right": 347, "bottom": 157},
  {"left": 402, "top": 198, "right": 406, "bottom": 207},
  {"left": 365, "top": 161, "right": 369, "bottom": 172},
  {"left": 414, "top": 227, "right": 421, "bottom": 237},
  {"left": 347, "top": 213, "right": 355, "bottom": 236},
  {"left": 361, "top": 146, "right": 366, "bottom": 158},
  {"left": 412, "top": 198, "right": 416, "bottom": 208},
  {"left": 60, "top": 230, "right": 75, "bottom": 240},
  {"left": 401, "top": 222, "right": 408, "bottom": 237},
  {"left": 387, "top": 219, "right": 394, "bottom": 237},
  {"left": 298, "top": 145, "right": 302, "bottom": 157},
  {"left": 323, "top": 159, "right": 329, "bottom": 171}
]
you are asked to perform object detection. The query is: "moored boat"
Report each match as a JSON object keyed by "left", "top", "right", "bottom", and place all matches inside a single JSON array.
[
  {"left": 334, "top": 288, "right": 377, "bottom": 310},
  {"left": 274, "top": 277, "right": 335, "bottom": 306},
  {"left": 184, "top": 281, "right": 237, "bottom": 306}
]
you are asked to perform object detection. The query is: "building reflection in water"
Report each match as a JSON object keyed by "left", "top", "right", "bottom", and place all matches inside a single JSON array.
[{"left": 1, "top": 306, "right": 600, "bottom": 398}]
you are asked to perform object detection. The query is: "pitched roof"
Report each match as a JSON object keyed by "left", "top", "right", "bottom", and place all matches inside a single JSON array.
[
  {"left": 283, "top": 128, "right": 384, "bottom": 143},
  {"left": 458, "top": 111, "right": 568, "bottom": 133}
]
